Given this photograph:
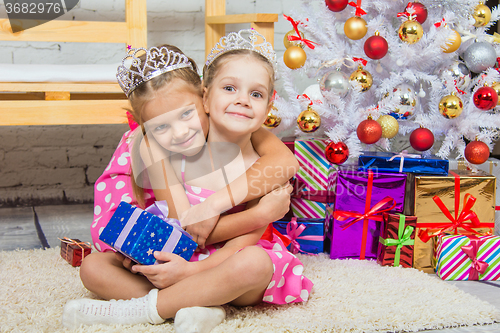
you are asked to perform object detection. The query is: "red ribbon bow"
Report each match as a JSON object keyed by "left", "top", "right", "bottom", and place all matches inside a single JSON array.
[
  {"left": 283, "top": 15, "right": 318, "bottom": 50},
  {"left": 348, "top": 0, "right": 366, "bottom": 16},
  {"left": 297, "top": 94, "right": 314, "bottom": 105},
  {"left": 418, "top": 171, "right": 482, "bottom": 243},
  {"left": 285, "top": 218, "right": 324, "bottom": 254},
  {"left": 461, "top": 237, "right": 489, "bottom": 280},
  {"left": 334, "top": 196, "right": 396, "bottom": 229},
  {"left": 352, "top": 57, "right": 368, "bottom": 66},
  {"left": 434, "top": 18, "right": 446, "bottom": 28},
  {"left": 453, "top": 80, "right": 467, "bottom": 95}
]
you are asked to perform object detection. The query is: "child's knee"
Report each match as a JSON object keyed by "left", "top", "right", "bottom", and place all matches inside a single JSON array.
[
  {"left": 79, "top": 252, "right": 113, "bottom": 287},
  {"left": 233, "top": 247, "right": 273, "bottom": 283}
]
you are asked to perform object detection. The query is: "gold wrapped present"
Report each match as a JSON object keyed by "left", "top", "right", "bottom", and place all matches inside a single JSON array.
[{"left": 406, "top": 170, "right": 495, "bottom": 272}]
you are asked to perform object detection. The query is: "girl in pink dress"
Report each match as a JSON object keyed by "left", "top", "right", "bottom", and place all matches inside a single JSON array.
[{"left": 63, "top": 31, "right": 313, "bottom": 332}]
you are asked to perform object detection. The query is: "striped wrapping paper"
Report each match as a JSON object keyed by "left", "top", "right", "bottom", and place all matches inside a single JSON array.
[
  {"left": 291, "top": 139, "right": 337, "bottom": 218},
  {"left": 435, "top": 234, "right": 500, "bottom": 280}
]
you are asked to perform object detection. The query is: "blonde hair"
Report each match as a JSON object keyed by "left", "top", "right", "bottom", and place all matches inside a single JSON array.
[
  {"left": 126, "top": 44, "right": 202, "bottom": 207},
  {"left": 202, "top": 49, "right": 275, "bottom": 101}
]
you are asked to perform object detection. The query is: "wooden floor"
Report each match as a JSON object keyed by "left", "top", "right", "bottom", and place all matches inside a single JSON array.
[{"left": 0, "top": 204, "right": 499, "bottom": 332}]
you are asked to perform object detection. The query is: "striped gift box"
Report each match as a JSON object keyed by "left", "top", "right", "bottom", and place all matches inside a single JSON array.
[
  {"left": 291, "top": 139, "right": 337, "bottom": 218},
  {"left": 435, "top": 234, "right": 500, "bottom": 280}
]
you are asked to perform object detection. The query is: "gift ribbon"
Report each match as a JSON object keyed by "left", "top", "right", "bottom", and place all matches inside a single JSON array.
[
  {"left": 283, "top": 14, "right": 318, "bottom": 50},
  {"left": 434, "top": 18, "right": 446, "bottom": 28},
  {"left": 284, "top": 218, "right": 324, "bottom": 254},
  {"left": 418, "top": 171, "right": 484, "bottom": 243},
  {"left": 378, "top": 214, "right": 414, "bottom": 267},
  {"left": 388, "top": 150, "right": 422, "bottom": 173},
  {"left": 59, "top": 237, "right": 91, "bottom": 261},
  {"left": 115, "top": 201, "right": 192, "bottom": 253},
  {"left": 261, "top": 224, "right": 292, "bottom": 247},
  {"left": 461, "top": 236, "right": 489, "bottom": 280},
  {"left": 348, "top": 0, "right": 366, "bottom": 16},
  {"left": 352, "top": 57, "right": 367, "bottom": 66},
  {"left": 333, "top": 170, "right": 396, "bottom": 259}
]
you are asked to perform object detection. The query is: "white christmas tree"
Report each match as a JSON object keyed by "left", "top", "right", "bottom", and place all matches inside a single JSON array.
[{"left": 268, "top": 0, "right": 500, "bottom": 165}]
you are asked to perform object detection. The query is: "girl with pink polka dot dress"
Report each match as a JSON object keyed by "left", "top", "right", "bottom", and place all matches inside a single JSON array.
[{"left": 63, "top": 33, "right": 312, "bottom": 332}]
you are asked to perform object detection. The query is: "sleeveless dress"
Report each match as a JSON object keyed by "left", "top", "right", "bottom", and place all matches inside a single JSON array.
[{"left": 181, "top": 157, "right": 313, "bottom": 305}]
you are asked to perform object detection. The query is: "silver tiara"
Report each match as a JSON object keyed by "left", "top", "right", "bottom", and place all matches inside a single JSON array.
[
  {"left": 205, "top": 29, "right": 277, "bottom": 73},
  {"left": 117, "top": 46, "right": 194, "bottom": 97}
]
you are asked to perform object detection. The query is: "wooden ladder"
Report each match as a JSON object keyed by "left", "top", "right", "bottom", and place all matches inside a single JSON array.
[
  {"left": 0, "top": 0, "right": 147, "bottom": 126},
  {"left": 205, "top": 0, "right": 278, "bottom": 57}
]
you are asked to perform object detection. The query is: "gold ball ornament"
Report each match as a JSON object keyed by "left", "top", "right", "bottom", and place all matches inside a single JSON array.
[
  {"left": 283, "top": 29, "right": 305, "bottom": 49},
  {"left": 349, "top": 65, "right": 373, "bottom": 92},
  {"left": 439, "top": 93, "right": 463, "bottom": 119},
  {"left": 473, "top": 2, "right": 491, "bottom": 27},
  {"left": 284, "top": 46, "right": 307, "bottom": 69},
  {"left": 377, "top": 115, "right": 399, "bottom": 139},
  {"left": 344, "top": 16, "right": 367, "bottom": 40},
  {"left": 398, "top": 19, "right": 423, "bottom": 44},
  {"left": 297, "top": 106, "right": 321, "bottom": 133},
  {"left": 442, "top": 29, "right": 461, "bottom": 53},
  {"left": 263, "top": 106, "right": 281, "bottom": 128},
  {"left": 491, "top": 82, "right": 500, "bottom": 105}
]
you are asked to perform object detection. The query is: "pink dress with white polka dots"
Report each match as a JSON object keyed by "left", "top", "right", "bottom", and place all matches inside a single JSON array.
[
  {"left": 182, "top": 157, "right": 313, "bottom": 305},
  {"left": 92, "top": 132, "right": 313, "bottom": 304},
  {"left": 91, "top": 130, "right": 156, "bottom": 253}
]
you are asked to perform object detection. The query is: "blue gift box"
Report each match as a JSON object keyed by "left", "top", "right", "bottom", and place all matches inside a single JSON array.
[
  {"left": 99, "top": 201, "right": 197, "bottom": 265},
  {"left": 272, "top": 218, "right": 325, "bottom": 254},
  {"left": 358, "top": 151, "right": 449, "bottom": 175}
]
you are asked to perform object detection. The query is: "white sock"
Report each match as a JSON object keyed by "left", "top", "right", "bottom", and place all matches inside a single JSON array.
[
  {"left": 174, "top": 306, "right": 226, "bottom": 333},
  {"left": 62, "top": 288, "right": 164, "bottom": 329}
]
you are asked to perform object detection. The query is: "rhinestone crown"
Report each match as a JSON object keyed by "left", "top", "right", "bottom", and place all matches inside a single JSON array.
[
  {"left": 117, "top": 46, "right": 194, "bottom": 97},
  {"left": 205, "top": 29, "right": 277, "bottom": 73}
]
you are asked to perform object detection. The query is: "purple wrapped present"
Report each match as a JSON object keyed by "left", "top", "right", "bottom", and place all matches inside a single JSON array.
[{"left": 327, "top": 168, "right": 407, "bottom": 260}]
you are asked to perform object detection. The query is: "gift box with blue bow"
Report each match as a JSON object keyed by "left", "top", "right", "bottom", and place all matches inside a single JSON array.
[
  {"left": 99, "top": 201, "right": 197, "bottom": 265},
  {"left": 358, "top": 151, "right": 449, "bottom": 175}
]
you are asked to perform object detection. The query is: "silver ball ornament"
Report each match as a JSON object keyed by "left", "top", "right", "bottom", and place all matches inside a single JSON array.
[
  {"left": 319, "top": 70, "right": 349, "bottom": 98},
  {"left": 382, "top": 83, "right": 418, "bottom": 119},
  {"left": 439, "top": 60, "right": 471, "bottom": 91},
  {"left": 462, "top": 42, "right": 497, "bottom": 73}
]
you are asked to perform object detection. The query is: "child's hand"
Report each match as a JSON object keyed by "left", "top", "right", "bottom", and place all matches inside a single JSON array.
[
  {"left": 180, "top": 204, "right": 220, "bottom": 249},
  {"left": 131, "top": 251, "right": 196, "bottom": 289},
  {"left": 256, "top": 182, "right": 293, "bottom": 222},
  {"left": 115, "top": 252, "right": 137, "bottom": 273}
]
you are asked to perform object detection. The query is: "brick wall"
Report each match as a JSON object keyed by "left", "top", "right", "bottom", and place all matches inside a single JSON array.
[{"left": 0, "top": 0, "right": 301, "bottom": 207}]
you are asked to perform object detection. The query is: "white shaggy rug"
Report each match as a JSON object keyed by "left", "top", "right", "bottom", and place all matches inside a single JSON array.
[{"left": 1, "top": 248, "right": 499, "bottom": 333}]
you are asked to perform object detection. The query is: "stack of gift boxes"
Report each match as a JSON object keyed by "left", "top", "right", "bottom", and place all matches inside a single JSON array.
[
  {"left": 89, "top": 136, "right": 499, "bottom": 281},
  {"left": 273, "top": 138, "right": 500, "bottom": 281}
]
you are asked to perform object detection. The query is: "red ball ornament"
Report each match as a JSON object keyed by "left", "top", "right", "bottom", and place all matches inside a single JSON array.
[
  {"left": 409, "top": 127, "right": 434, "bottom": 151},
  {"left": 325, "top": 0, "right": 348, "bottom": 12},
  {"left": 325, "top": 141, "right": 349, "bottom": 165},
  {"left": 406, "top": 2, "right": 428, "bottom": 24},
  {"left": 357, "top": 118, "right": 382, "bottom": 144},
  {"left": 364, "top": 32, "right": 388, "bottom": 60},
  {"left": 464, "top": 140, "right": 490, "bottom": 164},
  {"left": 473, "top": 86, "right": 498, "bottom": 110}
]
